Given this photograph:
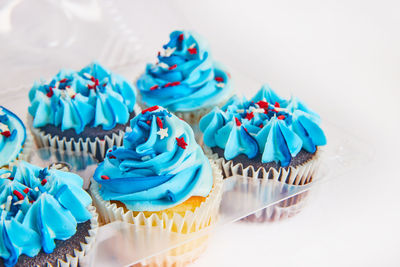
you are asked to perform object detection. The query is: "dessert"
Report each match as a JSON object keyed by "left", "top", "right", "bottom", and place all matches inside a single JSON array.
[{"left": 136, "top": 30, "right": 233, "bottom": 124}]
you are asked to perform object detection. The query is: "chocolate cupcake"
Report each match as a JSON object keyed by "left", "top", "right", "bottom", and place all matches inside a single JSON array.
[
  {"left": 199, "top": 85, "right": 327, "bottom": 222},
  {"left": 28, "top": 62, "right": 140, "bottom": 161},
  {"left": 0, "top": 161, "right": 98, "bottom": 267},
  {"left": 0, "top": 106, "right": 33, "bottom": 168},
  {"left": 136, "top": 30, "right": 233, "bottom": 124},
  {"left": 90, "top": 105, "right": 223, "bottom": 266}
]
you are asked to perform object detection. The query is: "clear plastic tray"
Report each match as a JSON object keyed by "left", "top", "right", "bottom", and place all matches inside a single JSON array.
[{"left": 0, "top": 1, "right": 370, "bottom": 266}]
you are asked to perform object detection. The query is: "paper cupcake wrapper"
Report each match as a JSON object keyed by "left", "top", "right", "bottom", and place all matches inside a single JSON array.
[
  {"left": 242, "top": 190, "right": 310, "bottom": 223},
  {"left": 27, "top": 105, "right": 140, "bottom": 161},
  {"left": 39, "top": 205, "right": 99, "bottom": 267},
  {"left": 90, "top": 161, "right": 223, "bottom": 266}
]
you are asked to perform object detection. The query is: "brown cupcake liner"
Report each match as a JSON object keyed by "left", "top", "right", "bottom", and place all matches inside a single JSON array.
[{"left": 90, "top": 161, "right": 223, "bottom": 267}]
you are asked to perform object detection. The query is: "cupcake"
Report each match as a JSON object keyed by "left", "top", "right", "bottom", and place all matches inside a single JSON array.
[
  {"left": 136, "top": 30, "right": 233, "bottom": 124},
  {"left": 0, "top": 106, "right": 33, "bottom": 168},
  {"left": 90, "top": 105, "right": 223, "bottom": 266},
  {"left": 0, "top": 161, "right": 98, "bottom": 267},
  {"left": 28, "top": 62, "right": 140, "bottom": 161},
  {"left": 199, "top": 85, "right": 326, "bottom": 221}
]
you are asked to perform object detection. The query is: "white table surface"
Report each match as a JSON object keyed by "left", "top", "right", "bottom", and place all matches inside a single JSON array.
[{"left": 1, "top": 0, "right": 399, "bottom": 266}]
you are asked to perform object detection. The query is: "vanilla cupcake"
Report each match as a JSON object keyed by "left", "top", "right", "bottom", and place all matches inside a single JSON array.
[
  {"left": 200, "top": 85, "right": 327, "bottom": 222},
  {"left": 0, "top": 106, "right": 33, "bottom": 168},
  {"left": 136, "top": 30, "right": 233, "bottom": 124},
  {"left": 90, "top": 105, "right": 223, "bottom": 266},
  {"left": 28, "top": 62, "right": 140, "bottom": 161},
  {"left": 0, "top": 161, "right": 98, "bottom": 267}
]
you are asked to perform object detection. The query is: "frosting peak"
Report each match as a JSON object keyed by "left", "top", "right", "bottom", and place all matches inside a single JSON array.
[
  {"left": 0, "top": 107, "right": 26, "bottom": 168},
  {"left": 28, "top": 62, "right": 137, "bottom": 134},
  {"left": 94, "top": 106, "right": 213, "bottom": 211},
  {"left": 136, "top": 30, "right": 232, "bottom": 112},
  {"left": 200, "top": 86, "right": 327, "bottom": 166}
]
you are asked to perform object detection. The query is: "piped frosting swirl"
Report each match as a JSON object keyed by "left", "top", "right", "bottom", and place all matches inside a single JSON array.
[
  {"left": 136, "top": 30, "right": 232, "bottom": 112},
  {"left": 199, "top": 85, "right": 327, "bottom": 166},
  {"left": 93, "top": 106, "right": 213, "bottom": 211},
  {"left": 28, "top": 62, "right": 137, "bottom": 134},
  {"left": 0, "top": 161, "right": 92, "bottom": 267},
  {"left": 0, "top": 107, "right": 26, "bottom": 168}
]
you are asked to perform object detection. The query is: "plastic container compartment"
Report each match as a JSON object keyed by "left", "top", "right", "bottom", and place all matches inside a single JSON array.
[{"left": 0, "top": 1, "right": 370, "bottom": 266}]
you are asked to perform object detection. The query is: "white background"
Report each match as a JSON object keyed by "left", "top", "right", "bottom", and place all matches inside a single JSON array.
[{"left": 1, "top": 0, "right": 399, "bottom": 266}]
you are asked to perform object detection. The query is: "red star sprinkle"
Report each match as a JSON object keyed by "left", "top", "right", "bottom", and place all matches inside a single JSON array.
[
  {"left": 150, "top": 85, "right": 159, "bottom": 91},
  {"left": 41, "top": 179, "right": 47, "bottom": 186},
  {"left": 1, "top": 131, "right": 11, "bottom": 137},
  {"left": 142, "top": 106, "right": 159, "bottom": 114},
  {"left": 176, "top": 137, "right": 188, "bottom": 149},
  {"left": 188, "top": 47, "right": 197, "bottom": 54},
  {"left": 178, "top": 34, "right": 184, "bottom": 41},
  {"left": 245, "top": 112, "right": 254, "bottom": 120},
  {"left": 13, "top": 190, "right": 24, "bottom": 200},
  {"left": 235, "top": 117, "right": 242, "bottom": 126},
  {"left": 274, "top": 102, "right": 280, "bottom": 108},
  {"left": 46, "top": 87, "right": 54, "bottom": 98},
  {"left": 101, "top": 175, "right": 110, "bottom": 180},
  {"left": 278, "top": 115, "right": 285, "bottom": 120},
  {"left": 256, "top": 101, "right": 269, "bottom": 109},
  {"left": 59, "top": 78, "right": 68, "bottom": 83},
  {"left": 215, "top": 77, "right": 224, "bottom": 82},
  {"left": 23, "top": 188, "right": 30, "bottom": 194},
  {"left": 156, "top": 117, "right": 163, "bottom": 128},
  {"left": 168, "top": 64, "right": 177, "bottom": 70}
]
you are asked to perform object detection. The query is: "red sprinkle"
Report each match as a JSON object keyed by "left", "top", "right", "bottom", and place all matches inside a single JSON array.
[
  {"left": 13, "top": 190, "right": 24, "bottom": 200},
  {"left": 158, "top": 51, "right": 161, "bottom": 56},
  {"left": 215, "top": 77, "right": 224, "bottom": 82},
  {"left": 274, "top": 102, "right": 280, "bottom": 108},
  {"left": 235, "top": 117, "right": 242, "bottom": 126},
  {"left": 101, "top": 175, "right": 110, "bottom": 180},
  {"left": 259, "top": 123, "right": 264, "bottom": 128},
  {"left": 59, "top": 78, "right": 68, "bottom": 83},
  {"left": 178, "top": 34, "right": 184, "bottom": 41},
  {"left": 245, "top": 112, "right": 254, "bottom": 120},
  {"left": 46, "top": 87, "right": 54, "bottom": 98},
  {"left": 146, "top": 120, "right": 151, "bottom": 125},
  {"left": 103, "top": 83, "right": 107, "bottom": 87},
  {"left": 109, "top": 155, "right": 116, "bottom": 159},
  {"left": 176, "top": 137, "right": 188, "bottom": 149},
  {"left": 156, "top": 117, "right": 163, "bottom": 128},
  {"left": 188, "top": 47, "right": 197, "bottom": 54},
  {"left": 150, "top": 85, "right": 159, "bottom": 91},
  {"left": 278, "top": 115, "right": 285, "bottom": 120},
  {"left": 7, "top": 177, "right": 14, "bottom": 181},
  {"left": 23, "top": 188, "right": 30, "bottom": 194},
  {"left": 41, "top": 179, "right": 47, "bottom": 186},
  {"left": 1, "top": 131, "right": 11, "bottom": 137},
  {"left": 171, "top": 81, "right": 180, "bottom": 86},
  {"left": 256, "top": 101, "right": 269, "bottom": 109},
  {"left": 168, "top": 64, "right": 177, "bottom": 70},
  {"left": 142, "top": 105, "right": 159, "bottom": 114},
  {"left": 71, "top": 95, "right": 76, "bottom": 99}
]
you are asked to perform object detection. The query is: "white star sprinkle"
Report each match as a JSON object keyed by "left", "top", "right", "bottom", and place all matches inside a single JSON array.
[
  {"left": 158, "top": 62, "right": 169, "bottom": 69},
  {"left": 216, "top": 82, "right": 225, "bottom": 88},
  {"left": 157, "top": 127, "right": 169, "bottom": 140},
  {"left": 0, "top": 123, "right": 9, "bottom": 132},
  {"left": 163, "top": 47, "right": 176, "bottom": 57}
]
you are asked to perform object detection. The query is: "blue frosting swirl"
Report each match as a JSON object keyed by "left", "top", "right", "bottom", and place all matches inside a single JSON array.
[
  {"left": 0, "top": 161, "right": 92, "bottom": 267},
  {"left": 28, "top": 62, "right": 137, "bottom": 134},
  {"left": 199, "top": 85, "right": 327, "bottom": 166},
  {"left": 93, "top": 106, "right": 213, "bottom": 211},
  {"left": 0, "top": 107, "right": 26, "bottom": 168},
  {"left": 136, "top": 30, "right": 233, "bottom": 112}
]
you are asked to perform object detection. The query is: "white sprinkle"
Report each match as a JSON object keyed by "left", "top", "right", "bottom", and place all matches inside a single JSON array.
[
  {"left": 163, "top": 47, "right": 176, "bottom": 57},
  {"left": 13, "top": 200, "right": 24, "bottom": 206},
  {"left": 158, "top": 62, "right": 169, "bottom": 69},
  {"left": 83, "top": 73, "right": 93, "bottom": 79},
  {"left": 141, "top": 155, "right": 152, "bottom": 161},
  {"left": 157, "top": 127, "right": 169, "bottom": 140},
  {"left": 189, "top": 43, "right": 196, "bottom": 49},
  {"left": 54, "top": 81, "right": 60, "bottom": 89},
  {"left": 6, "top": 196, "right": 12, "bottom": 211},
  {"left": 0, "top": 122, "right": 9, "bottom": 132},
  {"left": 34, "top": 187, "right": 39, "bottom": 192},
  {"left": 0, "top": 172, "right": 11, "bottom": 179},
  {"left": 252, "top": 108, "right": 265, "bottom": 114},
  {"left": 216, "top": 82, "right": 225, "bottom": 88},
  {"left": 0, "top": 204, "right": 5, "bottom": 209},
  {"left": 235, "top": 109, "right": 244, "bottom": 113},
  {"left": 0, "top": 107, "right": 4, "bottom": 116}
]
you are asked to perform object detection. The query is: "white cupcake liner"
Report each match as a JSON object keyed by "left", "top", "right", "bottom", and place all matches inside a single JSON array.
[
  {"left": 90, "top": 161, "right": 223, "bottom": 266},
  {"left": 41, "top": 205, "right": 99, "bottom": 267},
  {"left": 27, "top": 105, "right": 140, "bottom": 161},
  {"left": 204, "top": 146, "right": 322, "bottom": 222}
]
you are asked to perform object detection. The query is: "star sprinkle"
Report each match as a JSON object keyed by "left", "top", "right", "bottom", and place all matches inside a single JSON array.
[
  {"left": 245, "top": 112, "right": 254, "bottom": 120},
  {"left": 163, "top": 47, "right": 176, "bottom": 57},
  {"left": 176, "top": 137, "right": 188, "bottom": 149},
  {"left": 157, "top": 127, "right": 169, "bottom": 140},
  {"left": 256, "top": 100, "right": 269, "bottom": 109}
]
